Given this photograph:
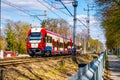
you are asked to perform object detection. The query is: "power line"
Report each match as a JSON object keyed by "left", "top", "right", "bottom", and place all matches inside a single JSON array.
[
  {"left": 2, "top": 1, "right": 30, "bottom": 15},
  {"left": 38, "top": 0, "right": 78, "bottom": 28},
  {"left": 43, "top": 0, "right": 71, "bottom": 17},
  {"left": 2, "top": 0, "right": 88, "bottom": 30},
  {"left": 1, "top": 0, "right": 42, "bottom": 21},
  {"left": 37, "top": 0, "right": 63, "bottom": 19},
  {"left": 77, "top": 18, "right": 88, "bottom": 28},
  {"left": 55, "top": 0, "right": 88, "bottom": 29},
  {"left": 59, "top": 0, "right": 73, "bottom": 16}
]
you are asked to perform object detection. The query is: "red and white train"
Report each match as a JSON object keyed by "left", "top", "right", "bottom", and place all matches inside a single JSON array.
[{"left": 26, "top": 28, "right": 82, "bottom": 57}]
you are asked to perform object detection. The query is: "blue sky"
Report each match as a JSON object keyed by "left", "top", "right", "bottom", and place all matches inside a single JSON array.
[{"left": 1, "top": 0, "right": 106, "bottom": 46}]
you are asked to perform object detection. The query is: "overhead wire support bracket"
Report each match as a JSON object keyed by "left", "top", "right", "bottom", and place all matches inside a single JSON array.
[
  {"left": 37, "top": 0, "right": 63, "bottom": 19},
  {"left": 59, "top": 0, "right": 73, "bottom": 16},
  {"left": 43, "top": 0, "right": 71, "bottom": 17},
  {"left": 55, "top": 0, "right": 88, "bottom": 29}
]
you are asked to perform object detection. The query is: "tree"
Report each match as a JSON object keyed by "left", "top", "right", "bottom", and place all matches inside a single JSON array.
[
  {"left": 95, "top": 0, "right": 120, "bottom": 49},
  {"left": 5, "top": 22, "right": 31, "bottom": 54},
  {"left": 41, "top": 18, "right": 71, "bottom": 37},
  {"left": 5, "top": 23, "right": 16, "bottom": 51},
  {"left": 0, "top": 36, "right": 7, "bottom": 50}
]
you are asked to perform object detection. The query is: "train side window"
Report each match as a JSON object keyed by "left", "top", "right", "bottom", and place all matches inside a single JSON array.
[
  {"left": 65, "top": 43, "right": 68, "bottom": 48},
  {"left": 59, "top": 42, "right": 61, "bottom": 48},
  {"left": 60, "top": 42, "right": 63, "bottom": 48},
  {"left": 50, "top": 37, "right": 52, "bottom": 43},
  {"left": 68, "top": 42, "right": 70, "bottom": 46},
  {"left": 47, "top": 36, "right": 52, "bottom": 43},
  {"left": 54, "top": 42, "right": 57, "bottom": 47}
]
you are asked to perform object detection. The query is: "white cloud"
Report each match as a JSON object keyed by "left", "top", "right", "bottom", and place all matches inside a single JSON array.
[
  {"left": 67, "top": 14, "right": 99, "bottom": 27},
  {"left": 77, "top": 14, "right": 99, "bottom": 26},
  {"left": 1, "top": 0, "right": 49, "bottom": 10},
  {"left": 67, "top": 14, "right": 105, "bottom": 43}
]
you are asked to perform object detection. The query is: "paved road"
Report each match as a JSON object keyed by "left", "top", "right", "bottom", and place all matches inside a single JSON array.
[{"left": 108, "top": 54, "right": 120, "bottom": 80}]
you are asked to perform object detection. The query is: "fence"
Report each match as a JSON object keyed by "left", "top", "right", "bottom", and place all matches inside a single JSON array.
[
  {"left": 69, "top": 53, "right": 106, "bottom": 80},
  {"left": 0, "top": 50, "right": 18, "bottom": 59}
]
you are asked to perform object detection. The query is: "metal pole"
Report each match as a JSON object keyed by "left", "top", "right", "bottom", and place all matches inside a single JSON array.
[
  {"left": 84, "top": 35, "right": 86, "bottom": 54},
  {"left": 55, "top": 0, "right": 78, "bottom": 63},
  {"left": 87, "top": 4, "right": 90, "bottom": 39},
  {"left": 71, "top": 1, "right": 78, "bottom": 64},
  {"left": 84, "top": 4, "right": 94, "bottom": 52},
  {"left": 86, "top": 4, "right": 90, "bottom": 52},
  {"left": 72, "top": 0, "right": 78, "bottom": 54}
]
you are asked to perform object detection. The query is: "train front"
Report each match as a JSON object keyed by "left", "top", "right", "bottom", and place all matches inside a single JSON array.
[{"left": 26, "top": 28, "right": 46, "bottom": 57}]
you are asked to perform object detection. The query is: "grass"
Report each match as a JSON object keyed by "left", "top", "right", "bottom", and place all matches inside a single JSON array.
[{"left": 3, "top": 54, "right": 101, "bottom": 80}]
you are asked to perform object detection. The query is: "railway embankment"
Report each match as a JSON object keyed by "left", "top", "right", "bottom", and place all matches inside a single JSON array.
[{"left": 0, "top": 54, "right": 97, "bottom": 80}]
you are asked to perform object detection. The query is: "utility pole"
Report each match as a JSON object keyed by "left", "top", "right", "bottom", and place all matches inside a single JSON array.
[
  {"left": 72, "top": 0, "right": 78, "bottom": 54},
  {"left": 55, "top": 0, "right": 78, "bottom": 63},
  {"left": 31, "top": 10, "right": 47, "bottom": 27},
  {"left": 84, "top": 4, "right": 93, "bottom": 51},
  {"left": 44, "top": 10, "right": 47, "bottom": 20},
  {"left": 83, "top": 33, "right": 86, "bottom": 54},
  {"left": 31, "top": 10, "right": 47, "bottom": 21},
  {"left": 84, "top": 4, "right": 93, "bottom": 39}
]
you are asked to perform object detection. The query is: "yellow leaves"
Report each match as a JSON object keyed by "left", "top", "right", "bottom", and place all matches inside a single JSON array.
[
  {"left": 0, "top": 36, "right": 7, "bottom": 50},
  {"left": 5, "top": 22, "right": 31, "bottom": 53}
]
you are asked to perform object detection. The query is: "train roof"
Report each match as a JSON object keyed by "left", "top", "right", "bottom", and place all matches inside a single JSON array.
[
  {"left": 29, "top": 28, "right": 71, "bottom": 40},
  {"left": 46, "top": 29, "right": 70, "bottom": 40}
]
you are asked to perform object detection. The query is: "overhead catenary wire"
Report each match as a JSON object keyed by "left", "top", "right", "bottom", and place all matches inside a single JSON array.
[
  {"left": 1, "top": 0, "right": 42, "bottom": 21},
  {"left": 37, "top": 0, "right": 63, "bottom": 19},
  {"left": 2, "top": 0, "right": 88, "bottom": 30},
  {"left": 40, "top": 0, "right": 77, "bottom": 28},
  {"left": 55, "top": 0, "right": 88, "bottom": 29},
  {"left": 2, "top": 0, "right": 74, "bottom": 28},
  {"left": 77, "top": 18, "right": 88, "bottom": 28},
  {"left": 43, "top": 0, "right": 72, "bottom": 17},
  {"left": 59, "top": 0, "right": 73, "bottom": 16},
  {"left": 37, "top": 0, "right": 76, "bottom": 28}
]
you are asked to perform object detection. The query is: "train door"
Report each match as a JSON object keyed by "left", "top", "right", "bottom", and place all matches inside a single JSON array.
[
  {"left": 52, "top": 39, "right": 54, "bottom": 55},
  {"left": 57, "top": 40, "right": 59, "bottom": 54}
]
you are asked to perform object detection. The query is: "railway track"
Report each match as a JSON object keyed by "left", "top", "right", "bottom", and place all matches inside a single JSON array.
[{"left": 0, "top": 55, "right": 72, "bottom": 67}]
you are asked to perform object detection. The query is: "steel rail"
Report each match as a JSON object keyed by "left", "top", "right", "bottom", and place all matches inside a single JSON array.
[{"left": 0, "top": 55, "right": 72, "bottom": 67}]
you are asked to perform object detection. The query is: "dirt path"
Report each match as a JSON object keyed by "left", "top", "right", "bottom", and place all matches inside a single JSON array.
[{"left": 108, "top": 54, "right": 120, "bottom": 80}]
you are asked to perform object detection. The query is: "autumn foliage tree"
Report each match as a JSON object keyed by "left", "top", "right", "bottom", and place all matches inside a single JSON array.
[
  {"left": 0, "top": 36, "right": 7, "bottom": 50},
  {"left": 95, "top": 0, "right": 120, "bottom": 50},
  {"left": 41, "top": 19, "right": 71, "bottom": 37},
  {"left": 5, "top": 22, "right": 31, "bottom": 54}
]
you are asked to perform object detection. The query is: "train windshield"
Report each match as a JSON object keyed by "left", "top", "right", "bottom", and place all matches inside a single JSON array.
[{"left": 29, "top": 32, "right": 42, "bottom": 40}]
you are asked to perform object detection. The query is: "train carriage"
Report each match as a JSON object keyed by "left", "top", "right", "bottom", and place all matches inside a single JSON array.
[
  {"left": 26, "top": 28, "right": 74, "bottom": 57},
  {"left": 27, "top": 28, "right": 72, "bottom": 57}
]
